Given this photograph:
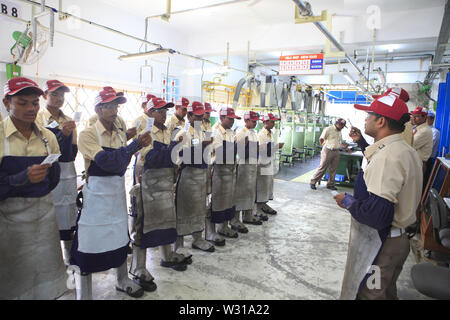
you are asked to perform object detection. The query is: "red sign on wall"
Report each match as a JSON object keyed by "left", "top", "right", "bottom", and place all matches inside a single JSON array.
[{"left": 279, "top": 54, "right": 324, "bottom": 75}]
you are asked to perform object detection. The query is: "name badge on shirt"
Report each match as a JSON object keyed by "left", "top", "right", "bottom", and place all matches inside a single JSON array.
[{"left": 191, "top": 138, "right": 200, "bottom": 145}]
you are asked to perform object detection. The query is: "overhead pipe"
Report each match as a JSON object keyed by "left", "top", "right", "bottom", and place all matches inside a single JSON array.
[
  {"left": 292, "top": 0, "right": 375, "bottom": 91},
  {"left": 232, "top": 74, "right": 254, "bottom": 109},
  {"left": 18, "top": 0, "right": 249, "bottom": 74},
  {"left": 280, "top": 82, "right": 289, "bottom": 109},
  {"left": 289, "top": 78, "right": 298, "bottom": 110},
  {"left": 424, "top": 0, "right": 450, "bottom": 84},
  {"left": 146, "top": 0, "right": 251, "bottom": 20},
  {"left": 260, "top": 75, "right": 266, "bottom": 107}
]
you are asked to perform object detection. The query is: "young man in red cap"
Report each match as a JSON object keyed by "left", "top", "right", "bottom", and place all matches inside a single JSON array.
[
  {"left": 334, "top": 94, "right": 422, "bottom": 300},
  {"left": 411, "top": 107, "right": 433, "bottom": 169},
  {"left": 208, "top": 107, "right": 241, "bottom": 243},
  {"left": 310, "top": 118, "right": 348, "bottom": 191},
  {"left": 233, "top": 111, "right": 263, "bottom": 228},
  {"left": 0, "top": 77, "right": 67, "bottom": 299},
  {"left": 165, "top": 97, "right": 188, "bottom": 138},
  {"left": 88, "top": 88, "right": 137, "bottom": 141},
  {"left": 202, "top": 102, "right": 213, "bottom": 133},
  {"left": 174, "top": 101, "right": 215, "bottom": 253},
  {"left": 35, "top": 80, "right": 77, "bottom": 265},
  {"left": 256, "top": 113, "right": 284, "bottom": 220},
  {"left": 130, "top": 97, "right": 189, "bottom": 287},
  {"left": 71, "top": 87, "right": 152, "bottom": 299}
]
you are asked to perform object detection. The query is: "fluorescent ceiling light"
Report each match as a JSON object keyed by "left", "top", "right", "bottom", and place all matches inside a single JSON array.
[{"left": 119, "top": 48, "right": 175, "bottom": 61}]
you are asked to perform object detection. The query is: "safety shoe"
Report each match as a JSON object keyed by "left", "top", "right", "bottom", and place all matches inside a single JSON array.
[
  {"left": 327, "top": 186, "right": 338, "bottom": 191},
  {"left": 310, "top": 184, "right": 317, "bottom": 190}
]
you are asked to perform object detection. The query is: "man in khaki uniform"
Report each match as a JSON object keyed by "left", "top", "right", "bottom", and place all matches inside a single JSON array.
[
  {"left": 232, "top": 111, "right": 262, "bottom": 230},
  {"left": 36, "top": 80, "right": 78, "bottom": 265},
  {"left": 202, "top": 102, "right": 213, "bottom": 133},
  {"left": 208, "top": 107, "right": 241, "bottom": 242},
  {"left": 165, "top": 97, "right": 188, "bottom": 138},
  {"left": 310, "top": 118, "right": 348, "bottom": 191},
  {"left": 411, "top": 107, "right": 433, "bottom": 167},
  {"left": 256, "top": 113, "right": 284, "bottom": 219},
  {"left": 335, "top": 95, "right": 422, "bottom": 300}
]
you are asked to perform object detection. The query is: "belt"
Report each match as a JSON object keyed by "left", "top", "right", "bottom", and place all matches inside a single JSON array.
[{"left": 388, "top": 228, "right": 405, "bottom": 238}]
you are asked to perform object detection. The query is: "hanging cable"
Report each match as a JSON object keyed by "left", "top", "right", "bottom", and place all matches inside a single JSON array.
[
  {"left": 200, "top": 60, "right": 205, "bottom": 102},
  {"left": 165, "top": 56, "right": 170, "bottom": 100}
]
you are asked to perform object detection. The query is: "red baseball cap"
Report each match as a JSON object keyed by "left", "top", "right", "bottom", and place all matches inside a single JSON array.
[
  {"left": 94, "top": 87, "right": 127, "bottom": 107},
  {"left": 204, "top": 102, "right": 213, "bottom": 113},
  {"left": 146, "top": 97, "right": 174, "bottom": 111},
  {"left": 4, "top": 77, "right": 44, "bottom": 97},
  {"left": 141, "top": 94, "right": 157, "bottom": 104},
  {"left": 411, "top": 107, "right": 428, "bottom": 116},
  {"left": 354, "top": 94, "right": 409, "bottom": 121},
  {"left": 335, "top": 118, "right": 347, "bottom": 128},
  {"left": 219, "top": 107, "right": 241, "bottom": 119},
  {"left": 372, "top": 87, "right": 409, "bottom": 102},
  {"left": 261, "top": 113, "right": 281, "bottom": 122},
  {"left": 175, "top": 97, "right": 189, "bottom": 108},
  {"left": 43, "top": 80, "right": 70, "bottom": 93},
  {"left": 187, "top": 101, "right": 205, "bottom": 115},
  {"left": 243, "top": 111, "right": 261, "bottom": 121}
]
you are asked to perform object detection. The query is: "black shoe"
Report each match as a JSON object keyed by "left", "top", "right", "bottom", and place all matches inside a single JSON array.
[
  {"left": 192, "top": 243, "right": 215, "bottom": 252},
  {"left": 115, "top": 285, "right": 144, "bottom": 298},
  {"left": 231, "top": 224, "right": 249, "bottom": 233},
  {"left": 160, "top": 260, "right": 187, "bottom": 271},
  {"left": 256, "top": 214, "right": 269, "bottom": 221},
  {"left": 310, "top": 184, "right": 317, "bottom": 190},
  {"left": 133, "top": 277, "right": 157, "bottom": 292},
  {"left": 327, "top": 186, "right": 338, "bottom": 191},
  {"left": 243, "top": 219, "right": 263, "bottom": 226},
  {"left": 207, "top": 238, "right": 226, "bottom": 246},
  {"left": 262, "top": 207, "right": 277, "bottom": 215}
]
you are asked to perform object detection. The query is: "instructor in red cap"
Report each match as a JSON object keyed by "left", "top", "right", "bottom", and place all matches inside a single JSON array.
[{"left": 334, "top": 95, "right": 422, "bottom": 300}]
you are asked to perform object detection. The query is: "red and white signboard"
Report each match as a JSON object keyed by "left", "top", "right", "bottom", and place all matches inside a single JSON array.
[{"left": 279, "top": 54, "right": 324, "bottom": 75}]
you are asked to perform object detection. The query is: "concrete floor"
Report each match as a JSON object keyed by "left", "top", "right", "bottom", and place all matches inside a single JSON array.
[{"left": 59, "top": 174, "right": 429, "bottom": 300}]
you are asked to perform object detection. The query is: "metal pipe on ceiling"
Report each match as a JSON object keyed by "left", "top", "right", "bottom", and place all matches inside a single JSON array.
[
  {"left": 17, "top": 0, "right": 249, "bottom": 74},
  {"left": 424, "top": 0, "right": 450, "bottom": 84},
  {"left": 292, "top": 0, "right": 375, "bottom": 91},
  {"left": 145, "top": 0, "right": 251, "bottom": 20}
]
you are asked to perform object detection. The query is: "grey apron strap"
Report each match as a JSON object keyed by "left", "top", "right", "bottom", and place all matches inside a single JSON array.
[{"left": 3, "top": 119, "right": 9, "bottom": 156}]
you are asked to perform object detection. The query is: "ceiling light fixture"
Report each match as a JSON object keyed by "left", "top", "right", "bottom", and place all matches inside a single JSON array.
[{"left": 118, "top": 48, "right": 175, "bottom": 61}]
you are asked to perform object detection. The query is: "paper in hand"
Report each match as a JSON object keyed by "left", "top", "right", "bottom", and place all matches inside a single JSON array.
[
  {"left": 41, "top": 153, "right": 61, "bottom": 165},
  {"left": 135, "top": 120, "right": 142, "bottom": 129},
  {"left": 47, "top": 120, "right": 59, "bottom": 129},
  {"left": 73, "top": 112, "right": 82, "bottom": 123},
  {"left": 205, "top": 131, "right": 213, "bottom": 140},
  {"left": 184, "top": 122, "right": 190, "bottom": 132},
  {"left": 146, "top": 118, "right": 154, "bottom": 132}
]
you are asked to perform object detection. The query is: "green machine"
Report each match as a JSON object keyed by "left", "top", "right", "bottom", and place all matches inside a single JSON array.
[
  {"left": 278, "top": 111, "right": 295, "bottom": 166},
  {"left": 323, "top": 151, "right": 363, "bottom": 187},
  {"left": 304, "top": 114, "right": 316, "bottom": 159},
  {"left": 291, "top": 114, "right": 306, "bottom": 162}
]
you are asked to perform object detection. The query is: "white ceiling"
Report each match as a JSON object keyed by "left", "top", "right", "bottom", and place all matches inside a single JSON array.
[{"left": 98, "top": 0, "right": 447, "bottom": 61}]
